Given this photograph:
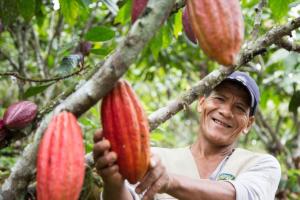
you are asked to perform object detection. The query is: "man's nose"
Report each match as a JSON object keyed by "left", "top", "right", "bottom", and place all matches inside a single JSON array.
[{"left": 218, "top": 103, "right": 234, "bottom": 118}]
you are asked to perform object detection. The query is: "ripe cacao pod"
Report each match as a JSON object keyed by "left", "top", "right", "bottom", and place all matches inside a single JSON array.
[
  {"left": 3, "top": 101, "right": 38, "bottom": 129},
  {"left": 37, "top": 111, "right": 85, "bottom": 200},
  {"left": 182, "top": 7, "right": 197, "bottom": 44},
  {"left": 101, "top": 80, "right": 150, "bottom": 184},
  {"left": 131, "top": 0, "right": 148, "bottom": 23},
  {"left": 187, "top": 0, "right": 244, "bottom": 66}
]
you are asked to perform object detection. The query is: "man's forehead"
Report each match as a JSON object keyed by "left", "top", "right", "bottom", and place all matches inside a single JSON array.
[{"left": 213, "top": 81, "right": 252, "bottom": 104}]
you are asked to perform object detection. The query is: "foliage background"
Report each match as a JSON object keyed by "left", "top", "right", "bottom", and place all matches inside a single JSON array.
[{"left": 0, "top": 0, "right": 300, "bottom": 199}]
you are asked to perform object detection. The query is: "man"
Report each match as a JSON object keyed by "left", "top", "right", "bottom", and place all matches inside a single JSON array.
[{"left": 93, "top": 71, "right": 281, "bottom": 200}]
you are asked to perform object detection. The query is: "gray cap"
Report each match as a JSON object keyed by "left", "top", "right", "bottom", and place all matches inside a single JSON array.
[{"left": 223, "top": 71, "right": 260, "bottom": 116}]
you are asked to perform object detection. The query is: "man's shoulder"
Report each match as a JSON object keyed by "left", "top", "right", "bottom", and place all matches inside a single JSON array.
[{"left": 234, "top": 147, "right": 280, "bottom": 165}]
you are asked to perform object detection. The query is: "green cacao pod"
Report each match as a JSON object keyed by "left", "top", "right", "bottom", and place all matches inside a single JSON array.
[
  {"left": 37, "top": 111, "right": 85, "bottom": 200},
  {"left": 187, "top": 0, "right": 244, "bottom": 66},
  {"left": 101, "top": 80, "right": 150, "bottom": 184},
  {"left": 131, "top": 0, "right": 148, "bottom": 23}
]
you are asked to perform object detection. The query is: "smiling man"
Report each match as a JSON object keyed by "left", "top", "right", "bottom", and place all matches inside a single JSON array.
[{"left": 93, "top": 71, "right": 281, "bottom": 200}]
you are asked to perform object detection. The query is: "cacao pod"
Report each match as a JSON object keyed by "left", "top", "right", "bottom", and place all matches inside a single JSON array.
[
  {"left": 101, "top": 80, "right": 150, "bottom": 184},
  {"left": 37, "top": 111, "right": 85, "bottom": 200},
  {"left": 182, "top": 7, "right": 197, "bottom": 44},
  {"left": 0, "top": 119, "right": 6, "bottom": 142},
  {"left": 76, "top": 41, "right": 92, "bottom": 56},
  {"left": 131, "top": 0, "right": 148, "bottom": 23},
  {"left": 3, "top": 101, "right": 38, "bottom": 129},
  {"left": 187, "top": 0, "right": 244, "bottom": 66}
]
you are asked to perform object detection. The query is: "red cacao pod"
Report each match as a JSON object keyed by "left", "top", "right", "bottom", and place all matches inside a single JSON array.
[
  {"left": 37, "top": 111, "right": 85, "bottom": 200},
  {"left": 182, "top": 7, "right": 197, "bottom": 44},
  {"left": 131, "top": 0, "right": 148, "bottom": 23},
  {"left": 187, "top": 0, "right": 244, "bottom": 66},
  {"left": 3, "top": 101, "right": 38, "bottom": 129},
  {"left": 101, "top": 80, "right": 150, "bottom": 184}
]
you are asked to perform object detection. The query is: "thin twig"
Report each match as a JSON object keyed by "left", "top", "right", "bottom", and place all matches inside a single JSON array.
[
  {"left": 29, "top": 27, "right": 47, "bottom": 78},
  {"left": 0, "top": 49, "right": 19, "bottom": 71},
  {"left": 0, "top": 64, "right": 89, "bottom": 83},
  {"left": 251, "top": 0, "right": 267, "bottom": 40}
]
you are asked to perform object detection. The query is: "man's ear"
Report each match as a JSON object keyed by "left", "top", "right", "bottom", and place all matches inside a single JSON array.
[
  {"left": 197, "top": 96, "right": 205, "bottom": 113},
  {"left": 243, "top": 116, "right": 255, "bottom": 135}
]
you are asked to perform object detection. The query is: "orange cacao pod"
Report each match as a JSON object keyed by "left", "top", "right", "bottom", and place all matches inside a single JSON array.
[
  {"left": 187, "top": 0, "right": 244, "bottom": 66},
  {"left": 37, "top": 112, "right": 85, "bottom": 200},
  {"left": 182, "top": 7, "right": 197, "bottom": 44},
  {"left": 131, "top": 0, "right": 148, "bottom": 23},
  {"left": 101, "top": 80, "right": 150, "bottom": 184}
]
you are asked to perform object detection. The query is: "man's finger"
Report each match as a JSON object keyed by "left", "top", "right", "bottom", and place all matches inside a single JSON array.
[
  {"left": 93, "top": 130, "right": 103, "bottom": 143},
  {"left": 95, "top": 151, "right": 118, "bottom": 170},
  {"left": 136, "top": 159, "right": 163, "bottom": 194},
  {"left": 93, "top": 139, "right": 111, "bottom": 160},
  {"left": 142, "top": 178, "right": 164, "bottom": 200}
]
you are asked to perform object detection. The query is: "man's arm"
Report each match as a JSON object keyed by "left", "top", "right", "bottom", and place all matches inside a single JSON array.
[
  {"left": 166, "top": 175, "right": 235, "bottom": 200},
  {"left": 135, "top": 154, "right": 281, "bottom": 200}
]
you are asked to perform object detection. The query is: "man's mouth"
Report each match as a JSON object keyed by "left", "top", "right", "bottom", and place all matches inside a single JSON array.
[{"left": 212, "top": 118, "right": 232, "bottom": 128}]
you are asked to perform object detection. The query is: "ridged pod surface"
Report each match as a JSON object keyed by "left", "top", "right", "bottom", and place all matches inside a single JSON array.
[
  {"left": 182, "top": 7, "right": 197, "bottom": 44},
  {"left": 187, "top": 0, "right": 244, "bottom": 66},
  {"left": 3, "top": 101, "right": 38, "bottom": 129},
  {"left": 37, "top": 112, "right": 85, "bottom": 200},
  {"left": 101, "top": 80, "right": 150, "bottom": 184},
  {"left": 131, "top": 0, "right": 148, "bottom": 23}
]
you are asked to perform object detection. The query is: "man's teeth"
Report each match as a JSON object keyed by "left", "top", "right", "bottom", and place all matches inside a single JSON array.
[{"left": 213, "top": 119, "right": 230, "bottom": 128}]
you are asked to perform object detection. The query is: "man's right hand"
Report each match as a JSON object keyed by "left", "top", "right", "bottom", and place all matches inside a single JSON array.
[{"left": 93, "top": 130, "right": 124, "bottom": 187}]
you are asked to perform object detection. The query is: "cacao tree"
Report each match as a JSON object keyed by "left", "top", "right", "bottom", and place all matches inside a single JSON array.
[{"left": 0, "top": 0, "right": 299, "bottom": 199}]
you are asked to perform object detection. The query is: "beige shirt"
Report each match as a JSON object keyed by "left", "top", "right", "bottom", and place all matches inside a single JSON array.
[{"left": 127, "top": 147, "right": 281, "bottom": 200}]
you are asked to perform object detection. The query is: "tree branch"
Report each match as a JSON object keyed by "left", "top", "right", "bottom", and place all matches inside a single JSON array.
[{"left": 274, "top": 37, "right": 300, "bottom": 53}]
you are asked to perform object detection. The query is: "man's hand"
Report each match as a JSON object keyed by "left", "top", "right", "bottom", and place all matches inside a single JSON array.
[
  {"left": 135, "top": 154, "right": 172, "bottom": 200},
  {"left": 93, "top": 130, "right": 123, "bottom": 187}
]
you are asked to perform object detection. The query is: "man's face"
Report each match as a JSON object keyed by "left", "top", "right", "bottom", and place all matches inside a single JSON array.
[{"left": 198, "top": 81, "right": 255, "bottom": 146}]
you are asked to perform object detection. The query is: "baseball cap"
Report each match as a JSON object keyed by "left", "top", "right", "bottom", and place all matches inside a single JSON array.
[{"left": 222, "top": 71, "right": 260, "bottom": 116}]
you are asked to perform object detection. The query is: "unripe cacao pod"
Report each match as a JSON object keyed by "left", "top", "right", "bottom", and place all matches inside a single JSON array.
[
  {"left": 182, "top": 7, "right": 197, "bottom": 44},
  {"left": 131, "top": 0, "right": 148, "bottom": 23},
  {"left": 37, "top": 111, "right": 85, "bottom": 200},
  {"left": 3, "top": 101, "right": 38, "bottom": 129},
  {"left": 187, "top": 0, "right": 244, "bottom": 66},
  {"left": 101, "top": 80, "right": 150, "bottom": 184}
]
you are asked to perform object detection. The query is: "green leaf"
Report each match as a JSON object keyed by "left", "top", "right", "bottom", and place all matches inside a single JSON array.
[
  {"left": 115, "top": 0, "right": 132, "bottom": 25},
  {"left": 150, "top": 28, "right": 163, "bottom": 60},
  {"left": 288, "top": 91, "right": 300, "bottom": 113},
  {"left": 0, "top": 0, "right": 20, "bottom": 25},
  {"left": 173, "top": 10, "right": 182, "bottom": 38},
  {"left": 59, "top": 0, "right": 87, "bottom": 25},
  {"left": 19, "top": 0, "right": 35, "bottom": 21},
  {"left": 90, "top": 48, "right": 111, "bottom": 56},
  {"left": 84, "top": 26, "right": 115, "bottom": 42},
  {"left": 24, "top": 83, "right": 54, "bottom": 98},
  {"left": 269, "top": 0, "right": 292, "bottom": 21}
]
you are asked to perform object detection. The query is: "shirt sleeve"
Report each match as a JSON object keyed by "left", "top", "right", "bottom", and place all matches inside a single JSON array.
[{"left": 226, "top": 155, "right": 281, "bottom": 200}]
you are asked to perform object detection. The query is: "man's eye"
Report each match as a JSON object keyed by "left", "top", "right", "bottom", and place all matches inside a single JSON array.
[
  {"left": 237, "top": 106, "right": 246, "bottom": 112},
  {"left": 215, "top": 97, "right": 224, "bottom": 101}
]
